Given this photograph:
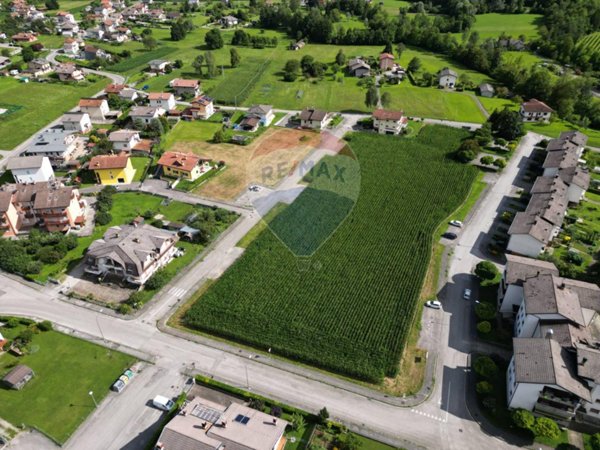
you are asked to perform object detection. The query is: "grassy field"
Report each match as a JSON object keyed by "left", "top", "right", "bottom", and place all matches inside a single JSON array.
[
  {"left": 460, "top": 13, "right": 542, "bottom": 40},
  {"left": 0, "top": 77, "right": 109, "bottom": 150},
  {"left": 381, "top": 84, "right": 486, "bottom": 122},
  {"left": 478, "top": 96, "right": 519, "bottom": 115},
  {"left": 131, "top": 156, "right": 150, "bottom": 182},
  {"left": 0, "top": 321, "right": 134, "bottom": 443},
  {"left": 163, "top": 120, "right": 224, "bottom": 147},
  {"left": 183, "top": 126, "right": 477, "bottom": 382},
  {"left": 525, "top": 120, "right": 600, "bottom": 147}
]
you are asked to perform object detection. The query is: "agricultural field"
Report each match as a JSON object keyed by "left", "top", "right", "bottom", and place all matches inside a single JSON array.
[
  {"left": 461, "top": 13, "right": 542, "bottom": 40},
  {"left": 0, "top": 319, "right": 134, "bottom": 444},
  {"left": 0, "top": 77, "right": 109, "bottom": 150},
  {"left": 578, "top": 32, "right": 600, "bottom": 53},
  {"left": 183, "top": 126, "right": 478, "bottom": 382}
]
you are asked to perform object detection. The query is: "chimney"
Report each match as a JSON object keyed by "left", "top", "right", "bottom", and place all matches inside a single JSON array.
[
  {"left": 581, "top": 357, "right": 588, "bottom": 366},
  {"left": 545, "top": 329, "right": 554, "bottom": 339},
  {"left": 559, "top": 282, "right": 566, "bottom": 290},
  {"left": 272, "top": 418, "right": 277, "bottom": 425}
]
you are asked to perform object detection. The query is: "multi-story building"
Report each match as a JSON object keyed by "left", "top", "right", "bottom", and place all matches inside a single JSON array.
[{"left": 372, "top": 109, "right": 408, "bottom": 135}]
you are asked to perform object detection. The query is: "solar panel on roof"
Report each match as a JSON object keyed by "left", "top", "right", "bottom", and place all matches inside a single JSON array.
[
  {"left": 191, "top": 404, "right": 222, "bottom": 423},
  {"left": 234, "top": 414, "right": 250, "bottom": 424}
]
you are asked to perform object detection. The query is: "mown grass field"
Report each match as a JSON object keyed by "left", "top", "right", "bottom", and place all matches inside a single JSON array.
[
  {"left": 183, "top": 126, "right": 478, "bottom": 382},
  {"left": 0, "top": 321, "right": 134, "bottom": 443},
  {"left": 525, "top": 120, "right": 600, "bottom": 147},
  {"left": 0, "top": 77, "right": 109, "bottom": 150},
  {"left": 463, "top": 13, "right": 542, "bottom": 40}
]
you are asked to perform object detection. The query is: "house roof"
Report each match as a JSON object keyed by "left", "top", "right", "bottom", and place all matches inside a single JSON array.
[
  {"left": 79, "top": 98, "right": 106, "bottom": 108},
  {"left": 543, "top": 148, "right": 579, "bottom": 170},
  {"left": 508, "top": 212, "right": 554, "bottom": 243},
  {"left": 87, "top": 224, "right": 178, "bottom": 278},
  {"left": 191, "top": 95, "right": 212, "bottom": 107},
  {"left": 479, "top": 83, "right": 494, "bottom": 93},
  {"left": 171, "top": 78, "right": 199, "bottom": 88},
  {"left": 523, "top": 274, "right": 585, "bottom": 326},
  {"left": 530, "top": 175, "right": 568, "bottom": 197},
  {"left": 148, "top": 92, "right": 173, "bottom": 101},
  {"left": 105, "top": 83, "right": 125, "bottom": 94},
  {"left": 560, "top": 131, "right": 588, "bottom": 148},
  {"left": 524, "top": 192, "right": 567, "bottom": 227},
  {"left": 248, "top": 104, "right": 272, "bottom": 116},
  {"left": 521, "top": 98, "right": 553, "bottom": 113},
  {"left": 7, "top": 155, "right": 46, "bottom": 171},
  {"left": 27, "top": 128, "right": 75, "bottom": 155},
  {"left": 109, "top": 129, "right": 139, "bottom": 142},
  {"left": 439, "top": 68, "right": 458, "bottom": 77},
  {"left": 504, "top": 254, "right": 559, "bottom": 286},
  {"left": 513, "top": 338, "right": 591, "bottom": 401},
  {"left": 157, "top": 151, "right": 202, "bottom": 173},
  {"left": 561, "top": 278, "right": 600, "bottom": 311},
  {"left": 33, "top": 185, "right": 75, "bottom": 209},
  {"left": 379, "top": 52, "right": 394, "bottom": 60},
  {"left": 241, "top": 116, "right": 260, "bottom": 128},
  {"left": 2, "top": 365, "right": 33, "bottom": 386},
  {"left": 539, "top": 323, "right": 590, "bottom": 348},
  {"left": 0, "top": 191, "right": 13, "bottom": 213},
  {"left": 558, "top": 166, "right": 590, "bottom": 190},
  {"left": 133, "top": 139, "right": 153, "bottom": 153},
  {"left": 373, "top": 109, "right": 404, "bottom": 121},
  {"left": 55, "top": 62, "right": 79, "bottom": 74},
  {"left": 300, "top": 108, "right": 327, "bottom": 122},
  {"left": 576, "top": 345, "right": 600, "bottom": 383},
  {"left": 130, "top": 106, "right": 161, "bottom": 117},
  {"left": 62, "top": 112, "right": 89, "bottom": 123},
  {"left": 89, "top": 153, "right": 129, "bottom": 170}
]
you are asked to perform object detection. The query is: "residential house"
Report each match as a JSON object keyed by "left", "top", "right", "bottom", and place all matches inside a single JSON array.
[
  {"left": 84, "top": 45, "right": 110, "bottom": 61},
  {"left": 0, "top": 181, "right": 86, "bottom": 235},
  {"left": 55, "top": 12, "right": 79, "bottom": 36},
  {"left": 84, "top": 224, "right": 179, "bottom": 285},
  {"left": 26, "top": 58, "right": 52, "bottom": 77},
  {"left": 85, "top": 27, "right": 105, "bottom": 40},
  {"left": 148, "top": 9, "right": 166, "bottom": 21},
  {"left": 129, "top": 106, "right": 165, "bottom": 125},
  {"left": 104, "top": 83, "right": 125, "bottom": 95},
  {"left": 520, "top": 99, "right": 553, "bottom": 122},
  {"left": 479, "top": 83, "right": 494, "bottom": 98},
  {"left": 542, "top": 133, "right": 589, "bottom": 203},
  {"left": 290, "top": 39, "right": 305, "bottom": 50},
  {"left": 166, "top": 11, "right": 181, "bottom": 20},
  {"left": 148, "top": 59, "right": 171, "bottom": 73},
  {"left": 379, "top": 52, "right": 394, "bottom": 70},
  {"left": 109, "top": 129, "right": 152, "bottom": 153},
  {"left": 11, "top": 32, "right": 37, "bottom": 42},
  {"left": 169, "top": 78, "right": 200, "bottom": 97},
  {"left": 62, "top": 112, "right": 93, "bottom": 133},
  {"left": 6, "top": 156, "right": 54, "bottom": 184},
  {"left": 88, "top": 153, "right": 135, "bottom": 185},
  {"left": 181, "top": 95, "right": 214, "bottom": 120},
  {"left": 246, "top": 104, "right": 274, "bottom": 126},
  {"left": 55, "top": 62, "right": 85, "bottom": 82},
  {"left": 23, "top": 127, "right": 83, "bottom": 166},
  {"left": 438, "top": 68, "right": 458, "bottom": 88},
  {"left": 372, "top": 109, "right": 408, "bottom": 135},
  {"left": 299, "top": 108, "right": 328, "bottom": 130},
  {"left": 63, "top": 38, "right": 81, "bottom": 56},
  {"left": 155, "top": 396, "right": 288, "bottom": 450},
  {"left": 119, "top": 88, "right": 139, "bottom": 102},
  {"left": 147, "top": 92, "right": 175, "bottom": 111},
  {"left": 79, "top": 98, "right": 110, "bottom": 121},
  {"left": 347, "top": 57, "right": 370, "bottom": 77},
  {"left": 2, "top": 365, "right": 34, "bottom": 390},
  {"left": 240, "top": 115, "right": 260, "bottom": 132},
  {"left": 157, "top": 151, "right": 211, "bottom": 181},
  {"left": 221, "top": 15, "right": 238, "bottom": 27}
]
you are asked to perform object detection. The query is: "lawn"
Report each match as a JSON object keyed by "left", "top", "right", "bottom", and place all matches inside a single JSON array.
[
  {"left": 0, "top": 320, "right": 134, "bottom": 443},
  {"left": 524, "top": 120, "right": 600, "bottom": 147},
  {"left": 460, "top": 13, "right": 542, "bottom": 40},
  {"left": 478, "top": 96, "right": 519, "bottom": 115},
  {"left": 381, "top": 84, "right": 486, "bottom": 122},
  {"left": 183, "top": 126, "right": 477, "bottom": 382},
  {"left": 131, "top": 156, "right": 151, "bottom": 182},
  {"left": 0, "top": 77, "right": 109, "bottom": 150},
  {"left": 163, "top": 119, "right": 224, "bottom": 147}
]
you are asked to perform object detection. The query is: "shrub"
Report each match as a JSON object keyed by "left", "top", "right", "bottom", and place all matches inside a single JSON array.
[
  {"left": 477, "top": 321, "right": 492, "bottom": 334},
  {"left": 17, "top": 328, "right": 35, "bottom": 344},
  {"left": 533, "top": 417, "right": 560, "bottom": 440},
  {"left": 5, "top": 318, "right": 19, "bottom": 328},
  {"left": 127, "top": 291, "right": 145, "bottom": 307},
  {"left": 474, "top": 260, "right": 500, "bottom": 283},
  {"left": 38, "top": 247, "right": 63, "bottom": 264},
  {"left": 590, "top": 433, "right": 600, "bottom": 450},
  {"left": 566, "top": 252, "right": 584, "bottom": 266},
  {"left": 95, "top": 211, "right": 112, "bottom": 225},
  {"left": 142, "top": 210, "right": 155, "bottom": 219},
  {"left": 290, "top": 412, "right": 306, "bottom": 431},
  {"left": 480, "top": 155, "right": 494, "bottom": 165},
  {"left": 248, "top": 398, "right": 265, "bottom": 411},
  {"left": 476, "top": 380, "right": 493, "bottom": 394},
  {"left": 493, "top": 158, "right": 507, "bottom": 169},
  {"left": 473, "top": 355, "right": 498, "bottom": 379},
  {"left": 512, "top": 408, "right": 535, "bottom": 430},
  {"left": 117, "top": 303, "right": 132, "bottom": 315},
  {"left": 37, "top": 320, "right": 53, "bottom": 331},
  {"left": 318, "top": 407, "right": 329, "bottom": 424},
  {"left": 475, "top": 302, "right": 496, "bottom": 321},
  {"left": 145, "top": 270, "right": 169, "bottom": 291}
]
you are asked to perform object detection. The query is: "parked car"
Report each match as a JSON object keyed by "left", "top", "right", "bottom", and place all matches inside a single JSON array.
[
  {"left": 442, "top": 232, "right": 457, "bottom": 240},
  {"left": 425, "top": 300, "right": 442, "bottom": 309},
  {"left": 153, "top": 395, "right": 175, "bottom": 411},
  {"left": 463, "top": 288, "right": 472, "bottom": 300},
  {"left": 449, "top": 220, "right": 463, "bottom": 227}
]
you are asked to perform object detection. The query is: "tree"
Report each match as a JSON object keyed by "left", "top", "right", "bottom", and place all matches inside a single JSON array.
[
  {"left": 192, "top": 54, "right": 204, "bottom": 76},
  {"left": 335, "top": 49, "right": 346, "bottom": 66},
  {"left": 382, "top": 41, "right": 393, "bottom": 54},
  {"left": 212, "top": 129, "right": 225, "bottom": 143},
  {"left": 21, "top": 46, "right": 34, "bottom": 62},
  {"left": 318, "top": 407, "right": 329, "bottom": 424},
  {"left": 475, "top": 380, "right": 493, "bottom": 394},
  {"left": 141, "top": 28, "right": 152, "bottom": 37},
  {"left": 145, "top": 270, "right": 169, "bottom": 290},
  {"left": 333, "top": 432, "right": 361, "bottom": 450},
  {"left": 205, "top": 28, "right": 224, "bottom": 49},
  {"left": 590, "top": 433, "right": 600, "bottom": 450},
  {"left": 473, "top": 355, "right": 498, "bottom": 379},
  {"left": 456, "top": 139, "right": 480, "bottom": 163},
  {"left": 300, "top": 54, "right": 314, "bottom": 73},
  {"left": 381, "top": 92, "right": 392, "bottom": 108},
  {"left": 475, "top": 302, "right": 496, "bottom": 321},
  {"left": 45, "top": 0, "right": 59, "bottom": 9},
  {"left": 512, "top": 409, "right": 535, "bottom": 430},
  {"left": 407, "top": 57, "right": 421, "bottom": 73},
  {"left": 489, "top": 108, "right": 523, "bottom": 141},
  {"left": 174, "top": 59, "right": 183, "bottom": 69},
  {"left": 477, "top": 321, "right": 492, "bottom": 334},
  {"left": 474, "top": 122, "right": 492, "bottom": 146},
  {"left": 230, "top": 48, "right": 241, "bottom": 68},
  {"left": 396, "top": 42, "right": 406, "bottom": 58},
  {"left": 205, "top": 51, "right": 217, "bottom": 78},
  {"left": 171, "top": 22, "right": 186, "bottom": 41},
  {"left": 290, "top": 412, "right": 306, "bottom": 431},
  {"left": 533, "top": 417, "right": 560, "bottom": 440},
  {"left": 283, "top": 59, "right": 300, "bottom": 82},
  {"left": 475, "top": 260, "right": 499, "bottom": 283},
  {"left": 365, "top": 85, "right": 378, "bottom": 108},
  {"left": 480, "top": 155, "right": 494, "bottom": 165},
  {"left": 142, "top": 35, "right": 157, "bottom": 50},
  {"left": 232, "top": 29, "right": 249, "bottom": 46}
]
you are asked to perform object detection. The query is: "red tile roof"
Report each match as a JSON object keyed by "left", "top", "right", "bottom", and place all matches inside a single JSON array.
[
  {"left": 89, "top": 154, "right": 129, "bottom": 170},
  {"left": 373, "top": 109, "right": 405, "bottom": 121},
  {"left": 79, "top": 98, "right": 105, "bottom": 108},
  {"left": 105, "top": 83, "right": 125, "bottom": 94},
  {"left": 148, "top": 92, "right": 173, "bottom": 101},
  {"left": 522, "top": 98, "right": 553, "bottom": 113},
  {"left": 157, "top": 151, "right": 201, "bottom": 173},
  {"left": 379, "top": 53, "right": 394, "bottom": 60},
  {"left": 171, "top": 78, "right": 199, "bottom": 88}
]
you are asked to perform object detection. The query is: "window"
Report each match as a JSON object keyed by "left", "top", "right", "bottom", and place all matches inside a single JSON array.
[{"left": 591, "top": 408, "right": 600, "bottom": 414}]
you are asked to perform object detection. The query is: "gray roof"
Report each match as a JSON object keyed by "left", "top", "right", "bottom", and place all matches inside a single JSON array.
[
  {"left": 247, "top": 104, "right": 272, "bottom": 116},
  {"left": 543, "top": 145, "right": 579, "bottom": 170},
  {"left": 2, "top": 364, "right": 33, "bottom": 386},
  {"left": 513, "top": 338, "right": 591, "bottom": 401},
  {"left": 558, "top": 166, "right": 590, "bottom": 190},
  {"left": 130, "top": 106, "right": 161, "bottom": 118},
  {"left": 439, "top": 68, "right": 458, "bottom": 77},
  {"left": 524, "top": 192, "right": 567, "bottom": 227},
  {"left": 561, "top": 278, "right": 600, "bottom": 311},
  {"left": 6, "top": 155, "right": 46, "bottom": 170},
  {"left": 26, "top": 128, "right": 75, "bottom": 156},
  {"left": 300, "top": 108, "right": 327, "bottom": 122},
  {"left": 62, "top": 112, "right": 88, "bottom": 123},
  {"left": 479, "top": 83, "right": 494, "bottom": 93},
  {"left": 530, "top": 175, "right": 568, "bottom": 197},
  {"left": 539, "top": 323, "right": 590, "bottom": 348},
  {"left": 508, "top": 212, "right": 554, "bottom": 243},
  {"left": 576, "top": 345, "right": 600, "bottom": 383},
  {"left": 560, "top": 131, "right": 588, "bottom": 148},
  {"left": 523, "top": 274, "right": 585, "bottom": 326},
  {"left": 504, "top": 254, "right": 559, "bottom": 286},
  {"left": 109, "top": 129, "right": 139, "bottom": 142},
  {"left": 87, "top": 224, "right": 178, "bottom": 278}
]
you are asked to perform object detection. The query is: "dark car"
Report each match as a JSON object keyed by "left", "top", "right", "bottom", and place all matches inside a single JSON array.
[{"left": 442, "top": 232, "right": 457, "bottom": 240}]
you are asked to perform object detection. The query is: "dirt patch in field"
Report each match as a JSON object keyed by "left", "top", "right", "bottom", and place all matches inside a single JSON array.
[{"left": 169, "top": 127, "right": 322, "bottom": 201}]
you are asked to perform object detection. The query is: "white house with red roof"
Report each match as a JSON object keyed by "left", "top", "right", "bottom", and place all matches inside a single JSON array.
[
  {"left": 169, "top": 78, "right": 200, "bottom": 97},
  {"left": 147, "top": 92, "right": 175, "bottom": 110},
  {"left": 372, "top": 109, "right": 408, "bottom": 135},
  {"left": 520, "top": 99, "right": 553, "bottom": 122}
]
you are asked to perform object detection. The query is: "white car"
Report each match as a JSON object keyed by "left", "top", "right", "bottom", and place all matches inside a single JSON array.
[
  {"left": 463, "top": 288, "right": 472, "bottom": 300},
  {"left": 449, "top": 220, "right": 463, "bottom": 227},
  {"left": 153, "top": 395, "right": 175, "bottom": 411},
  {"left": 425, "top": 300, "right": 442, "bottom": 309}
]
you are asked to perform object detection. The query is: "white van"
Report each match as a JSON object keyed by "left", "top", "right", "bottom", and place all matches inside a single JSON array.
[{"left": 153, "top": 395, "right": 175, "bottom": 411}]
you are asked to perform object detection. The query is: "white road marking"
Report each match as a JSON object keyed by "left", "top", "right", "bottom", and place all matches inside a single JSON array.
[
  {"left": 410, "top": 409, "right": 447, "bottom": 423},
  {"left": 169, "top": 287, "right": 187, "bottom": 298}
]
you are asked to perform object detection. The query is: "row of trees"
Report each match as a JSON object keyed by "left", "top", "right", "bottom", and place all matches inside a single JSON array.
[{"left": 231, "top": 30, "right": 278, "bottom": 48}]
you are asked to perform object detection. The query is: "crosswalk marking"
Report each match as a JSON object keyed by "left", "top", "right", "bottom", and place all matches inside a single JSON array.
[
  {"left": 410, "top": 409, "right": 447, "bottom": 423},
  {"left": 169, "top": 287, "right": 187, "bottom": 298}
]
